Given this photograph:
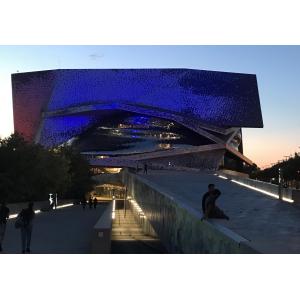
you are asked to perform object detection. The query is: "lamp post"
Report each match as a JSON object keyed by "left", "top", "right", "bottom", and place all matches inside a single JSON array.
[{"left": 278, "top": 168, "right": 283, "bottom": 200}]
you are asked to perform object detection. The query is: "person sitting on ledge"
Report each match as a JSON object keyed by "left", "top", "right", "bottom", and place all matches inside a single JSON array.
[{"left": 201, "top": 183, "right": 229, "bottom": 221}]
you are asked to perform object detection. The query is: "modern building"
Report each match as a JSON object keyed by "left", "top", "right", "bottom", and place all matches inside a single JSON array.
[{"left": 12, "top": 68, "right": 263, "bottom": 171}]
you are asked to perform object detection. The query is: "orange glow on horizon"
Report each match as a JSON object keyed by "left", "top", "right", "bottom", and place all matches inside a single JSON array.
[{"left": 243, "top": 131, "right": 300, "bottom": 169}]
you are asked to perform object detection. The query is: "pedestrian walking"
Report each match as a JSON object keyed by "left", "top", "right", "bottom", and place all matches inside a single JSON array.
[
  {"left": 0, "top": 201, "right": 10, "bottom": 252},
  {"left": 16, "top": 202, "right": 35, "bottom": 254},
  {"left": 143, "top": 163, "right": 148, "bottom": 174},
  {"left": 93, "top": 197, "right": 97, "bottom": 209}
]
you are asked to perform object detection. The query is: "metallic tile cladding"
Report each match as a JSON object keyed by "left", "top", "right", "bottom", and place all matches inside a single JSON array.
[
  {"left": 12, "top": 69, "right": 263, "bottom": 147},
  {"left": 12, "top": 70, "right": 56, "bottom": 141},
  {"left": 39, "top": 114, "right": 95, "bottom": 146}
]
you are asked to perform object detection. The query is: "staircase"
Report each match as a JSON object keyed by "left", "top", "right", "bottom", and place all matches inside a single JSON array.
[{"left": 111, "top": 206, "right": 167, "bottom": 253}]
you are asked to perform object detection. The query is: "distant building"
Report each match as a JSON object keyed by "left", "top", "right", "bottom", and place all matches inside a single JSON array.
[{"left": 12, "top": 68, "right": 263, "bottom": 171}]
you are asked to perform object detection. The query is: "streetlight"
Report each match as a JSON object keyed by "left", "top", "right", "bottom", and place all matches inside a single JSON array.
[{"left": 278, "top": 168, "right": 283, "bottom": 200}]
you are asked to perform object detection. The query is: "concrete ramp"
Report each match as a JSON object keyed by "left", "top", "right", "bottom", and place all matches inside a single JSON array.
[{"left": 122, "top": 170, "right": 300, "bottom": 253}]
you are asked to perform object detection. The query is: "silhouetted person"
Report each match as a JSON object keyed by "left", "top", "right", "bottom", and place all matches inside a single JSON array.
[
  {"left": 88, "top": 196, "right": 93, "bottom": 209},
  {"left": 201, "top": 184, "right": 229, "bottom": 220},
  {"left": 0, "top": 201, "right": 10, "bottom": 252},
  {"left": 143, "top": 163, "right": 148, "bottom": 174},
  {"left": 19, "top": 202, "right": 35, "bottom": 253},
  {"left": 49, "top": 193, "right": 54, "bottom": 210},
  {"left": 81, "top": 198, "right": 86, "bottom": 210},
  {"left": 136, "top": 163, "right": 139, "bottom": 173},
  {"left": 93, "top": 197, "right": 97, "bottom": 209}
]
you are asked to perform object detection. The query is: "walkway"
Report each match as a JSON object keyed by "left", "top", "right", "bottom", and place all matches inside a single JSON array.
[
  {"left": 1, "top": 204, "right": 106, "bottom": 254},
  {"left": 138, "top": 170, "right": 300, "bottom": 253}
]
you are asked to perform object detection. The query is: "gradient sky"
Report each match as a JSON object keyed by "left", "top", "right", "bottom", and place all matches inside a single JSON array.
[{"left": 0, "top": 45, "right": 299, "bottom": 168}]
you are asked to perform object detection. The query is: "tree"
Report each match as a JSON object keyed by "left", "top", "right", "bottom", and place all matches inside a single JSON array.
[
  {"left": 0, "top": 134, "right": 70, "bottom": 203},
  {"left": 55, "top": 146, "right": 95, "bottom": 200},
  {"left": 254, "top": 152, "right": 300, "bottom": 186},
  {"left": 0, "top": 134, "right": 96, "bottom": 203}
]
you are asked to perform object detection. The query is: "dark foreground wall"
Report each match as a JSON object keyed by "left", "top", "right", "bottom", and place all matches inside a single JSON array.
[{"left": 122, "top": 170, "right": 259, "bottom": 254}]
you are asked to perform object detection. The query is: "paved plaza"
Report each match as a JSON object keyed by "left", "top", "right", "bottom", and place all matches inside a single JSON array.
[
  {"left": 1, "top": 204, "right": 106, "bottom": 254},
  {"left": 3, "top": 170, "right": 300, "bottom": 254}
]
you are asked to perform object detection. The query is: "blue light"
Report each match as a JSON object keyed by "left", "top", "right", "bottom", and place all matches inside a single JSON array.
[
  {"left": 14, "top": 68, "right": 263, "bottom": 147},
  {"left": 39, "top": 114, "right": 96, "bottom": 147},
  {"left": 46, "top": 69, "right": 262, "bottom": 129},
  {"left": 130, "top": 116, "right": 150, "bottom": 125}
]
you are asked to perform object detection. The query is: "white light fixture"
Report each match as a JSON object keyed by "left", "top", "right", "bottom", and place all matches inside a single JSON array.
[
  {"left": 8, "top": 203, "right": 74, "bottom": 219},
  {"left": 112, "top": 199, "right": 116, "bottom": 219},
  {"left": 56, "top": 203, "right": 74, "bottom": 209},
  {"left": 231, "top": 179, "right": 294, "bottom": 203}
]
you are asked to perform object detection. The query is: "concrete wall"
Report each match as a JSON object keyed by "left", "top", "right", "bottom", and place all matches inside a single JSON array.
[
  {"left": 127, "top": 200, "right": 158, "bottom": 238},
  {"left": 91, "top": 202, "right": 112, "bottom": 254},
  {"left": 217, "top": 171, "right": 295, "bottom": 202},
  {"left": 142, "top": 149, "right": 225, "bottom": 171},
  {"left": 220, "top": 169, "right": 249, "bottom": 178},
  {"left": 122, "top": 170, "right": 258, "bottom": 254}
]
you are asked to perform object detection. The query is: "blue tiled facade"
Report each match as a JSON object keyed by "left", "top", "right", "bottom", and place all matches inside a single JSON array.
[{"left": 12, "top": 68, "right": 263, "bottom": 148}]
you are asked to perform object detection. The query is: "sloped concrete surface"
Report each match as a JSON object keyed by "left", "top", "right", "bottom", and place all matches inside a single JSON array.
[{"left": 132, "top": 170, "right": 300, "bottom": 253}]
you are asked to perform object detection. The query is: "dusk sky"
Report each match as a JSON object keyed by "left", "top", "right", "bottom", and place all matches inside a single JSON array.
[{"left": 0, "top": 45, "right": 299, "bottom": 168}]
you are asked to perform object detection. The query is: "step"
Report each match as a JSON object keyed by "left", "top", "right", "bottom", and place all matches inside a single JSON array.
[
  {"left": 112, "top": 235, "right": 160, "bottom": 241},
  {"left": 112, "top": 226, "right": 142, "bottom": 230},
  {"left": 114, "top": 218, "right": 136, "bottom": 222},
  {"left": 113, "top": 220, "right": 138, "bottom": 224},
  {"left": 112, "top": 230, "right": 143, "bottom": 234},
  {"left": 113, "top": 224, "right": 140, "bottom": 228}
]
